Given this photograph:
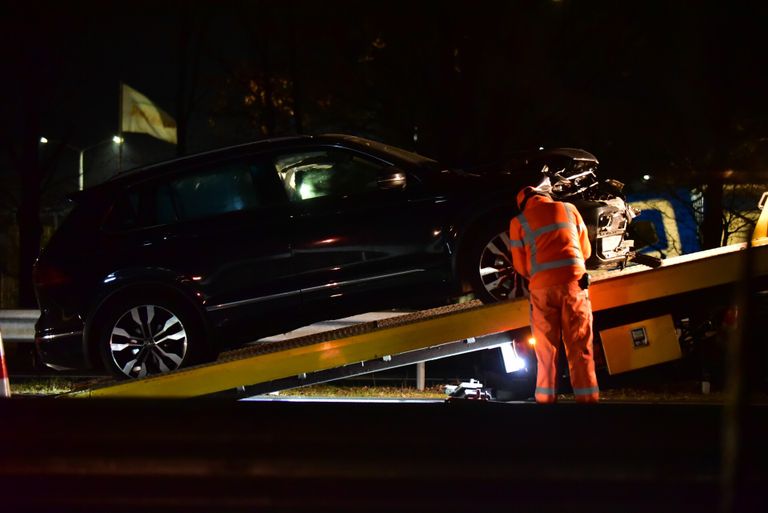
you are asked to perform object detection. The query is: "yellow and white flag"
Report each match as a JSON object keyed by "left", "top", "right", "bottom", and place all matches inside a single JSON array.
[{"left": 120, "top": 83, "right": 177, "bottom": 144}]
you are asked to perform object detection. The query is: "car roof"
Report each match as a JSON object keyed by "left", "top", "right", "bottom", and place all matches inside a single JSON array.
[
  {"left": 101, "top": 134, "right": 438, "bottom": 187},
  {"left": 106, "top": 134, "right": 313, "bottom": 183}
]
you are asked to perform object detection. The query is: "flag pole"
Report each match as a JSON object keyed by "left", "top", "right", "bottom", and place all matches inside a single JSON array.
[{"left": 118, "top": 81, "right": 123, "bottom": 172}]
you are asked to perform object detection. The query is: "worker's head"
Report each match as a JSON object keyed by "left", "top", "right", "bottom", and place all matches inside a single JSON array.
[{"left": 516, "top": 186, "right": 550, "bottom": 211}]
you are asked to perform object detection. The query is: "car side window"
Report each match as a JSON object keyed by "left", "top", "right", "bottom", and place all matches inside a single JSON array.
[
  {"left": 170, "top": 162, "right": 261, "bottom": 220},
  {"left": 104, "top": 158, "right": 283, "bottom": 230},
  {"left": 274, "top": 149, "right": 385, "bottom": 202}
]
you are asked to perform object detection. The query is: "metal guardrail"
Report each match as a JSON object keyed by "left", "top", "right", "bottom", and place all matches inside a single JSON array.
[
  {"left": 0, "top": 310, "right": 39, "bottom": 343},
  {"left": 0, "top": 309, "right": 405, "bottom": 345}
]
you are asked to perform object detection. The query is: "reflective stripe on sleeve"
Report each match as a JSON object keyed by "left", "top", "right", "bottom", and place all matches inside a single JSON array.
[
  {"left": 518, "top": 214, "right": 537, "bottom": 269},
  {"left": 530, "top": 221, "right": 572, "bottom": 238},
  {"left": 567, "top": 206, "right": 583, "bottom": 256}
]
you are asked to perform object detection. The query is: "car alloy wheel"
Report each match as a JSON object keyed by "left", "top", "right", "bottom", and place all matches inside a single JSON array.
[
  {"left": 108, "top": 305, "right": 188, "bottom": 379},
  {"left": 477, "top": 231, "right": 524, "bottom": 301}
]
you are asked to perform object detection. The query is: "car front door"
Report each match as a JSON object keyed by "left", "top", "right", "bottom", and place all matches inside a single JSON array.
[{"left": 268, "top": 146, "right": 447, "bottom": 320}]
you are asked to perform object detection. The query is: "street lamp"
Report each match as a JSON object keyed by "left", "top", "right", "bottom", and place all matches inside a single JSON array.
[{"left": 40, "top": 136, "right": 124, "bottom": 190}]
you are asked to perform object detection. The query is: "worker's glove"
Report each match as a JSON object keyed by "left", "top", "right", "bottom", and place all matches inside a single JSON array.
[{"left": 578, "top": 273, "right": 591, "bottom": 290}]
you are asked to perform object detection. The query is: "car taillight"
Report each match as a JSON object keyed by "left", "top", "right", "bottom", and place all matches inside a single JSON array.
[{"left": 33, "top": 263, "right": 73, "bottom": 288}]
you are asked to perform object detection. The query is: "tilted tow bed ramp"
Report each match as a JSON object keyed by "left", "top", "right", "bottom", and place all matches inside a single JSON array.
[{"left": 70, "top": 237, "right": 768, "bottom": 398}]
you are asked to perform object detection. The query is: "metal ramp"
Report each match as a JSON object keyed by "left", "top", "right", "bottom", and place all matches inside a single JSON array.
[{"left": 71, "top": 236, "right": 768, "bottom": 398}]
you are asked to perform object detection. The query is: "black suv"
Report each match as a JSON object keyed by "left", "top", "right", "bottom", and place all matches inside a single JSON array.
[{"left": 34, "top": 134, "right": 638, "bottom": 378}]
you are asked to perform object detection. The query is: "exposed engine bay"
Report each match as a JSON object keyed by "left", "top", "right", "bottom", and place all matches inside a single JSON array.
[{"left": 532, "top": 154, "right": 656, "bottom": 270}]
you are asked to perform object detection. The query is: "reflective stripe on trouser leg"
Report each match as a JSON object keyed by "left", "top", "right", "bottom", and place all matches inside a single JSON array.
[
  {"left": 530, "top": 288, "right": 561, "bottom": 404},
  {"left": 561, "top": 282, "right": 599, "bottom": 403}
]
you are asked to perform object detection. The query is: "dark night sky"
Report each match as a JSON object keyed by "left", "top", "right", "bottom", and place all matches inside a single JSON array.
[
  {"left": 2, "top": 0, "right": 768, "bottom": 307},
  {"left": 3, "top": 0, "right": 768, "bottom": 192}
]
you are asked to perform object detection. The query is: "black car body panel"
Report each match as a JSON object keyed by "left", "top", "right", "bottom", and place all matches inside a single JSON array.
[{"left": 33, "top": 135, "right": 636, "bottom": 373}]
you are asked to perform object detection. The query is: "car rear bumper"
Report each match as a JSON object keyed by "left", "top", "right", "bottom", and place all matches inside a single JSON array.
[{"left": 35, "top": 331, "right": 90, "bottom": 370}]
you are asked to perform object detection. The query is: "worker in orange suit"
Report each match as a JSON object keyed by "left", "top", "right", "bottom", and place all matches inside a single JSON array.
[{"left": 509, "top": 186, "right": 599, "bottom": 403}]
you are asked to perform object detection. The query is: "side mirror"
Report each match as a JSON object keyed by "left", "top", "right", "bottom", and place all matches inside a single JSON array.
[{"left": 378, "top": 169, "right": 407, "bottom": 190}]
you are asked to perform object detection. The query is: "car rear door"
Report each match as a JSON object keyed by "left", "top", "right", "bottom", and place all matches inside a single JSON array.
[{"left": 104, "top": 154, "right": 298, "bottom": 346}]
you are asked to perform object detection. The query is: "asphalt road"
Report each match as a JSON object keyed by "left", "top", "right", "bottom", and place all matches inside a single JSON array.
[{"left": 1, "top": 397, "right": 766, "bottom": 513}]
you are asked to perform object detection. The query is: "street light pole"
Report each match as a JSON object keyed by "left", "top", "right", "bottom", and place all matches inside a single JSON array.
[
  {"left": 78, "top": 149, "right": 85, "bottom": 191},
  {"left": 77, "top": 137, "right": 123, "bottom": 190},
  {"left": 40, "top": 136, "right": 124, "bottom": 190}
]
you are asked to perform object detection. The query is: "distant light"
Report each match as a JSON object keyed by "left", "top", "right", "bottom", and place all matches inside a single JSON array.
[
  {"left": 528, "top": 337, "right": 536, "bottom": 346},
  {"left": 39, "top": 137, "right": 48, "bottom": 144},
  {"left": 112, "top": 135, "right": 124, "bottom": 144},
  {"left": 642, "top": 174, "right": 651, "bottom": 182},
  {"left": 538, "top": 146, "right": 544, "bottom": 151}
]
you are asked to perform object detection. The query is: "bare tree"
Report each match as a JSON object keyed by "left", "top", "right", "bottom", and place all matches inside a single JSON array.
[
  {"left": 0, "top": 5, "right": 81, "bottom": 307},
  {"left": 175, "top": 1, "right": 211, "bottom": 156}
]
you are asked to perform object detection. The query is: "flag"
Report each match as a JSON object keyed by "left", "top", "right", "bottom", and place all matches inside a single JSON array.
[{"left": 120, "top": 83, "right": 177, "bottom": 144}]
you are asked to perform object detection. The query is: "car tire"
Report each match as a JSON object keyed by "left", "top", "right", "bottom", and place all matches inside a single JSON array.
[
  {"left": 464, "top": 219, "right": 527, "bottom": 303},
  {"left": 92, "top": 289, "right": 211, "bottom": 380}
]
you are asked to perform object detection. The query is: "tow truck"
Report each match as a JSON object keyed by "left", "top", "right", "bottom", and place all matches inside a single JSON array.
[{"left": 69, "top": 192, "right": 768, "bottom": 398}]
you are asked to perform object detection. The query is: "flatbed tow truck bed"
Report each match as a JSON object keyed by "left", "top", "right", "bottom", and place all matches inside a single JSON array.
[{"left": 71, "top": 239, "right": 768, "bottom": 398}]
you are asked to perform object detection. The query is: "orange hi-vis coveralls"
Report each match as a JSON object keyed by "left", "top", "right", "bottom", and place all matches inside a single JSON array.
[{"left": 509, "top": 188, "right": 599, "bottom": 403}]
